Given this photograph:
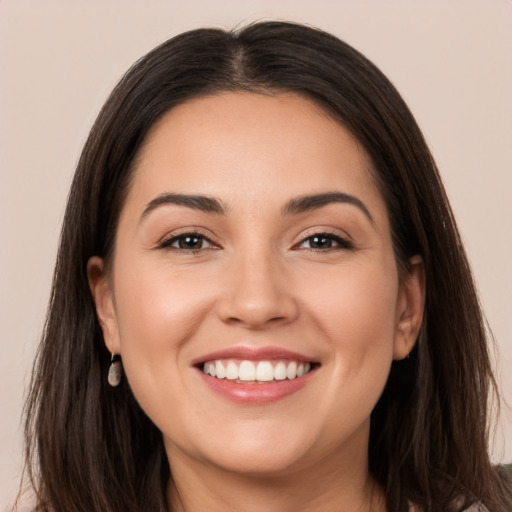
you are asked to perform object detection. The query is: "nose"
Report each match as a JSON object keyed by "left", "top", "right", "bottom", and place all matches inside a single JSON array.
[{"left": 216, "top": 250, "right": 299, "bottom": 329}]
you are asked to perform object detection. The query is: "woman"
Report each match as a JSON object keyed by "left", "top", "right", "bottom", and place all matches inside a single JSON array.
[{"left": 21, "top": 21, "right": 511, "bottom": 511}]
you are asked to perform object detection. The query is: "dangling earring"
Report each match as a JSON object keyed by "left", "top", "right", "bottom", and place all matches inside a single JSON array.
[{"left": 108, "top": 353, "right": 122, "bottom": 387}]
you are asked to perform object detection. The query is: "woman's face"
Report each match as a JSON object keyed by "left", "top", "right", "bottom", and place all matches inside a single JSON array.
[{"left": 90, "top": 92, "right": 424, "bottom": 477}]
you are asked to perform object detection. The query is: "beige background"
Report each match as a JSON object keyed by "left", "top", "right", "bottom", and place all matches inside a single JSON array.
[{"left": 1, "top": 0, "right": 511, "bottom": 508}]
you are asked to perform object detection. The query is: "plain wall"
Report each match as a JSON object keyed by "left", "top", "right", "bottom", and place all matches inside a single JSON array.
[{"left": 1, "top": 0, "right": 511, "bottom": 508}]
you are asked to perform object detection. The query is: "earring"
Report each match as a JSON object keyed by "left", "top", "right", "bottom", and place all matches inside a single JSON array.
[{"left": 108, "top": 353, "right": 122, "bottom": 387}]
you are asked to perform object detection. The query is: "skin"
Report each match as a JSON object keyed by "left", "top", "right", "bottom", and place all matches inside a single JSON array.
[{"left": 88, "top": 92, "right": 425, "bottom": 512}]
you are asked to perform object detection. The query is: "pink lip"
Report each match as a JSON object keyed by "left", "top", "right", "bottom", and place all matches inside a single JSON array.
[
  {"left": 191, "top": 345, "right": 315, "bottom": 366},
  {"left": 192, "top": 345, "right": 319, "bottom": 405},
  {"left": 197, "top": 367, "right": 317, "bottom": 405}
]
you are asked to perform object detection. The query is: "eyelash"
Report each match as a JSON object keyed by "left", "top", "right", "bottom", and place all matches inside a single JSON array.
[
  {"left": 295, "top": 232, "right": 354, "bottom": 252},
  {"left": 158, "top": 231, "right": 354, "bottom": 253},
  {"left": 159, "top": 231, "right": 217, "bottom": 253}
]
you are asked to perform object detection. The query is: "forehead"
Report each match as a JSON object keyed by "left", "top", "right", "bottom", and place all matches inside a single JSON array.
[{"left": 126, "top": 92, "right": 386, "bottom": 219}]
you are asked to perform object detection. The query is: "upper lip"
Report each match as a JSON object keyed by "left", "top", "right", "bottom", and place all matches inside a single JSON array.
[{"left": 192, "top": 345, "right": 318, "bottom": 366}]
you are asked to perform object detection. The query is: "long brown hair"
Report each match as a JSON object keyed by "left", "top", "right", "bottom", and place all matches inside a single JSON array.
[{"left": 21, "top": 21, "right": 511, "bottom": 511}]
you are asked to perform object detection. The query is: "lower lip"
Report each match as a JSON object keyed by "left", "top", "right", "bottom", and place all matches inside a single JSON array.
[{"left": 197, "top": 368, "right": 316, "bottom": 405}]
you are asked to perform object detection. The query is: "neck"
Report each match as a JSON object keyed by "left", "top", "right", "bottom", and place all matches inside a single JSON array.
[{"left": 165, "top": 438, "right": 387, "bottom": 512}]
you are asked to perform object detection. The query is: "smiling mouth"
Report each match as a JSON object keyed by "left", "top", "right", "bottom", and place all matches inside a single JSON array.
[{"left": 200, "top": 359, "right": 317, "bottom": 383}]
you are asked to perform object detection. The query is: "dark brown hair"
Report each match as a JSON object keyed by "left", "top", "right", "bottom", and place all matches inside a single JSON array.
[{"left": 21, "top": 21, "right": 511, "bottom": 512}]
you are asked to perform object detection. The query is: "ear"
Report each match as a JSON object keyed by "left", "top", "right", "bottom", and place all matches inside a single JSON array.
[
  {"left": 393, "top": 255, "right": 425, "bottom": 360},
  {"left": 87, "top": 256, "right": 121, "bottom": 354}
]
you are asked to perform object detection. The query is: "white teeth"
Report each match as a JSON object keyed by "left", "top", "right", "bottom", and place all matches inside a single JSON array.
[
  {"left": 215, "top": 360, "right": 226, "bottom": 379},
  {"left": 202, "top": 359, "right": 314, "bottom": 382},
  {"left": 274, "top": 362, "right": 287, "bottom": 380},
  {"left": 286, "top": 361, "right": 297, "bottom": 379},
  {"left": 239, "top": 361, "right": 256, "bottom": 381},
  {"left": 203, "top": 361, "right": 217, "bottom": 377},
  {"left": 256, "top": 361, "right": 274, "bottom": 381},
  {"left": 226, "top": 361, "right": 238, "bottom": 380}
]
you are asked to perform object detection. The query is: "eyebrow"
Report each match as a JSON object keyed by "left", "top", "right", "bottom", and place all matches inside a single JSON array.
[
  {"left": 282, "top": 192, "right": 374, "bottom": 225},
  {"left": 140, "top": 191, "right": 374, "bottom": 225},
  {"left": 140, "top": 193, "right": 227, "bottom": 220}
]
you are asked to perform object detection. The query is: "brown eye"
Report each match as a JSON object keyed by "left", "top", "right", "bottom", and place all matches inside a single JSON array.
[
  {"left": 160, "top": 233, "right": 215, "bottom": 251},
  {"left": 307, "top": 235, "right": 334, "bottom": 249},
  {"left": 298, "top": 233, "right": 353, "bottom": 251},
  {"left": 177, "top": 235, "right": 204, "bottom": 250}
]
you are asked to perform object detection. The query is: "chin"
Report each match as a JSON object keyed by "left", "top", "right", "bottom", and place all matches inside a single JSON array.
[
  {"left": 207, "top": 445, "right": 312, "bottom": 477},
  {"left": 166, "top": 422, "right": 317, "bottom": 477}
]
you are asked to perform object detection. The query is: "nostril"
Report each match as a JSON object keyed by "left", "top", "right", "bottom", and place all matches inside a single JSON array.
[
  {"left": 223, "top": 314, "right": 289, "bottom": 329},
  {"left": 217, "top": 295, "right": 299, "bottom": 329}
]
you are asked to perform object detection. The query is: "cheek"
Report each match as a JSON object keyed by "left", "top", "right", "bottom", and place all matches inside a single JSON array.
[
  {"left": 301, "top": 259, "right": 399, "bottom": 343},
  {"left": 300, "top": 260, "right": 398, "bottom": 418},
  {"left": 114, "top": 260, "right": 214, "bottom": 347},
  {"left": 110, "top": 261, "right": 215, "bottom": 408}
]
